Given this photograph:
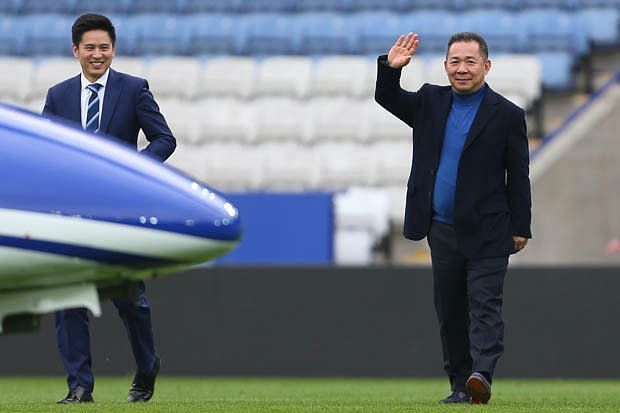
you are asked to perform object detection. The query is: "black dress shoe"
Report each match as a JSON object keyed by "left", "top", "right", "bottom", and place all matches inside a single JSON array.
[
  {"left": 56, "top": 385, "right": 94, "bottom": 403},
  {"left": 439, "top": 391, "right": 470, "bottom": 404},
  {"left": 466, "top": 372, "right": 492, "bottom": 404},
  {"left": 127, "top": 356, "right": 160, "bottom": 402}
]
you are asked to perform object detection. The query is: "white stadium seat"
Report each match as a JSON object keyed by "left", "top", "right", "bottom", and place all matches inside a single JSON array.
[
  {"left": 486, "top": 54, "right": 542, "bottom": 108},
  {"left": 309, "top": 55, "right": 374, "bottom": 98},
  {"left": 316, "top": 142, "right": 376, "bottom": 188},
  {"left": 156, "top": 98, "right": 200, "bottom": 144},
  {"left": 371, "top": 141, "right": 411, "bottom": 186},
  {"left": 30, "top": 58, "right": 79, "bottom": 100},
  {"left": 398, "top": 58, "right": 426, "bottom": 92},
  {"left": 252, "top": 97, "right": 311, "bottom": 143},
  {"left": 259, "top": 142, "right": 319, "bottom": 190},
  {"left": 111, "top": 57, "right": 146, "bottom": 78},
  {"left": 308, "top": 97, "right": 370, "bottom": 142},
  {"left": 145, "top": 57, "right": 200, "bottom": 99},
  {"left": 196, "top": 57, "right": 257, "bottom": 99},
  {"left": 366, "top": 98, "right": 411, "bottom": 142},
  {"left": 194, "top": 98, "right": 254, "bottom": 144},
  {"left": 0, "top": 58, "right": 33, "bottom": 101},
  {"left": 254, "top": 56, "right": 312, "bottom": 98}
]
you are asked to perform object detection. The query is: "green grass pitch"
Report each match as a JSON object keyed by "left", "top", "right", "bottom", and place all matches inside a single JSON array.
[{"left": 1, "top": 377, "right": 619, "bottom": 412}]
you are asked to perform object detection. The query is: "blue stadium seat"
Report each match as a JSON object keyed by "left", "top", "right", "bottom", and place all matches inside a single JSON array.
[
  {"left": 536, "top": 51, "right": 573, "bottom": 90},
  {"left": 519, "top": 0, "right": 574, "bottom": 9},
  {"left": 299, "top": 13, "right": 357, "bottom": 54},
  {"left": 238, "top": 0, "right": 298, "bottom": 12},
  {"left": 0, "top": 0, "right": 20, "bottom": 13},
  {"left": 356, "top": 12, "right": 417, "bottom": 55},
  {"left": 349, "top": 0, "right": 407, "bottom": 11},
  {"left": 244, "top": 13, "right": 301, "bottom": 55},
  {"left": 0, "top": 15, "right": 25, "bottom": 55},
  {"left": 573, "top": 0, "right": 620, "bottom": 7},
  {"left": 19, "top": 0, "right": 75, "bottom": 13},
  {"left": 408, "top": 11, "right": 456, "bottom": 55},
  {"left": 129, "top": 0, "right": 181, "bottom": 13},
  {"left": 297, "top": 0, "right": 351, "bottom": 12},
  {"left": 132, "top": 14, "right": 189, "bottom": 56},
  {"left": 522, "top": 9, "right": 588, "bottom": 56},
  {"left": 460, "top": 0, "right": 519, "bottom": 9},
  {"left": 187, "top": 14, "right": 245, "bottom": 55},
  {"left": 182, "top": 0, "right": 241, "bottom": 12},
  {"left": 23, "top": 14, "right": 73, "bottom": 56},
  {"left": 403, "top": 0, "right": 457, "bottom": 10},
  {"left": 577, "top": 8, "right": 620, "bottom": 45},
  {"left": 73, "top": 0, "right": 128, "bottom": 14},
  {"left": 107, "top": 15, "right": 137, "bottom": 55},
  {"left": 466, "top": 10, "right": 525, "bottom": 53}
]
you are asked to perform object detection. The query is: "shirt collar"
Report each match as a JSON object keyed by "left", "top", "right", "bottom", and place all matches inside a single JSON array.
[{"left": 80, "top": 68, "right": 110, "bottom": 91}]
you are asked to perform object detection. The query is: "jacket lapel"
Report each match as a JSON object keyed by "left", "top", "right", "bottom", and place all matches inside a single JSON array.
[
  {"left": 463, "top": 84, "right": 499, "bottom": 151},
  {"left": 99, "top": 69, "right": 122, "bottom": 134}
]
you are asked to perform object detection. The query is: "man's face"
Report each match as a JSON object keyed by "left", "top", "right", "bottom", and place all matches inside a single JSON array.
[
  {"left": 444, "top": 41, "right": 491, "bottom": 94},
  {"left": 72, "top": 29, "right": 115, "bottom": 83}
]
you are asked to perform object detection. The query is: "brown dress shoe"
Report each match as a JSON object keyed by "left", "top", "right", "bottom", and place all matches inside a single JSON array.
[{"left": 466, "top": 372, "right": 492, "bottom": 404}]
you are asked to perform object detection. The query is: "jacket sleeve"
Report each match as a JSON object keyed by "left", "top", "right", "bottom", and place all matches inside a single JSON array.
[
  {"left": 374, "top": 54, "right": 420, "bottom": 128},
  {"left": 42, "top": 88, "right": 56, "bottom": 117},
  {"left": 135, "top": 79, "right": 177, "bottom": 162},
  {"left": 506, "top": 108, "right": 532, "bottom": 238}
]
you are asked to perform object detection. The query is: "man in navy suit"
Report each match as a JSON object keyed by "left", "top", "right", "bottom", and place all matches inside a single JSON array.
[
  {"left": 375, "top": 32, "right": 531, "bottom": 404},
  {"left": 43, "top": 13, "right": 176, "bottom": 403}
]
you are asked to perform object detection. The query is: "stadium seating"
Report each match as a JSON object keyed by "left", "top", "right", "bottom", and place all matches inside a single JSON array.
[
  {"left": 0, "top": 58, "right": 32, "bottom": 101},
  {"left": 196, "top": 56, "right": 257, "bottom": 99},
  {"left": 299, "top": 13, "right": 357, "bottom": 55},
  {"left": 0, "top": 15, "right": 24, "bottom": 55},
  {"left": 74, "top": 0, "right": 128, "bottom": 14},
  {"left": 309, "top": 55, "right": 374, "bottom": 97},
  {"left": 244, "top": 13, "right": 300, "bottom": 55},
  {"left": 194, "top": 98, "right": 255, "bottom": 144},
  {"left": 182, "top": 0, "right": 241, "bottom": 13},
  {"left": 30, "top": 58, "right": 79, "bottom": 99},
  {"left": 254, "top": 56, "right": 312, "bottom": 98},
  {"left": 187, "top": 14, "right": 244, "bottom": 55},
  {"left": 145, "top": 57, "right": 199, "bottom": 99},
  {"left": 132, "top": 14, "right": 189, "bottom": 56},
  {"left": 20, "top": 0, "right": 74, "bottom": 14},
  {"left": 23, "top": 14, "right": 73, "bottom": 56}
]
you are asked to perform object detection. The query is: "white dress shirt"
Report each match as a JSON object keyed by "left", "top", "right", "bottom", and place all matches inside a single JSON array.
[{"left": 80, "top": 69, "right": 110, "bottom": 129}]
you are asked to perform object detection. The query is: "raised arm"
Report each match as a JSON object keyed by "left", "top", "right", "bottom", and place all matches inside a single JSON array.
[{"left": 375, "top": 33, "right": 422, "bottom": 128}]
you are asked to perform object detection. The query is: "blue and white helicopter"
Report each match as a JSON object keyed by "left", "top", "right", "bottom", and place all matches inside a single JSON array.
[{"left": 0, "top": 104, "right": 241, "bottom": 333}]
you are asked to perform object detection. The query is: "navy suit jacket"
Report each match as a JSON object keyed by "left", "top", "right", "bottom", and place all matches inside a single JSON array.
[
  {"left": 43, "top": 68, "right": 176, "bottom": 162},
  {"left": 375, "top": 55, "right": 532, "bottom": 258}
]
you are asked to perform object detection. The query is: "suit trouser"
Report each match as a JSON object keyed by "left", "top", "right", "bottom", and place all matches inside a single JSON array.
[
  {"left": 427, "top": 220, "right": 508, "bottom": 392},
  {"left": 55, "top": 281, "right": 157, "bottom": 392}
]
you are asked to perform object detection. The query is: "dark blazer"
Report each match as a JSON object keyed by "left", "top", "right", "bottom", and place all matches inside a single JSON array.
[
  {"left": 43, "top": 68, "right": 176, "bottom": 162},
  {"left": 375, "top": 55, "right": 531, "bottom": 258}
]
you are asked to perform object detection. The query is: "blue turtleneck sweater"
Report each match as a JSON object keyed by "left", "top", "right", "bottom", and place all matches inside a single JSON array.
[{"left": 432, "top": 84, "right": 486, "bottom": 224}]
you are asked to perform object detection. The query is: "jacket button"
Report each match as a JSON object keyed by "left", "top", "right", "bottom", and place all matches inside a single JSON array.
[
  {"left": 430, "top": 169, "right": 434, "bottom": 176},
  {"left": 428, "top": 191, "right": 432, "bottom": 198}
]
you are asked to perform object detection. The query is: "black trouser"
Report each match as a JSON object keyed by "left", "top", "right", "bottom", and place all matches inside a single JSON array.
[{"left": 427, "top": 220, "right": 508, "bottom": 392}]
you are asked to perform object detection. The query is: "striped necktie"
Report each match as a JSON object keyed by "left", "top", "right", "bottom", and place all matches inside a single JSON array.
[{"left": 85, "top": 83, "right": 102, "bottom": 133}]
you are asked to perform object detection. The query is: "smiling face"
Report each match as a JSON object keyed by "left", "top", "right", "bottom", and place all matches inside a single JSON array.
[
  {"left": 444, "top": 40, "right": 491, "bottom": 94},
  {"left": 72, "top": 29, "right": 115, "bottom": 83}
]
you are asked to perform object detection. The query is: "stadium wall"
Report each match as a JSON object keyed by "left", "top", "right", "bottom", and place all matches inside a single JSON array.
[{"left": 1, "top": 267, "right": 619, "bottom": 378}]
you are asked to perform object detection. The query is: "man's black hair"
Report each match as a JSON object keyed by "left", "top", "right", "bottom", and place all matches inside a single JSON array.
[
  {"left": 72, "top": 13, "right": 116, "bottom": 46},
  {"left": 446, "top": 32, "right": 489, "bottom": 60}
]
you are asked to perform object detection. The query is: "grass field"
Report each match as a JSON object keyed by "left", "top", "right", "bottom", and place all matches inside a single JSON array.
[{"left": 1, "top": 377, "right": 619, "bottom": 412}]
